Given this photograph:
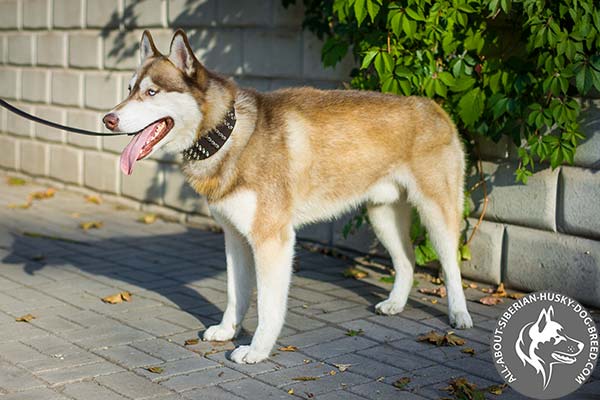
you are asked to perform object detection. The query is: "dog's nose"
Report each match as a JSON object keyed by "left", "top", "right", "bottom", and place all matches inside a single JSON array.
[{"left": 103, "top": 113, "right": 119, "bottom": 131}]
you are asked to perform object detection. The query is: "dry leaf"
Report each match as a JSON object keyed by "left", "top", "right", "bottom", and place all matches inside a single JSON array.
[
  {"left": 329, "top": 370, "right": 336, "bottom": 376},
  {"left": 101, "top": 291, "right": 132, "bottom": 304},
  {"left": 287, "top": 389, "right": 294, "bottom": 395},
  {"left": 8, "top": 202, "right": 32, "bottom": 209},
  {"left": 461, "top": 347, "right": 476, "bottom": 356},
  {"left": 291, "top": 376, "right": 319, "bottom": 381},
  {"left": 469, "top": 283, "right": 478, "bottom": 289},
  {"left": 417, "top": 331, "right": 465, "bottom": 347},
  {"left": 487, "top": 383, "right": 508, "bottom": 395},
  {"left": 443, "top": 377, "right": 486, "bottom": 400},
  {"left": 430, "top": 298, "right": 438, "bottom": 304},
  {"left": 16, "top": 314, "right": 36, "bottom": 322},
  {"left": 7, "top": 177, "right": 26, "bottom": 186},
  {"left": 508, "top": 292, "right": 525, "bottom": 300},
  {"left": 479, "top": 296, "right": 504, "bottom": 306},
  {"left": 85, "top": 195, "right": 102, "bottom": 205},
  {"left": 430, "top": 276, "right": 443, "bottom": 285},
  {"left": 343, "top": 267, "right": 368, "bottom": 280},
  {"left": 333, "top": 363, "right": 351, "bottom": 372},
  {"left": 30, "top": 188, "right": 55, "bottom": 200},
  {"left": 492, "top": 283, "right": 507, "bottom": 298},
  {"left": 393, "top": 377, "right": 411, "bottom": 389},
  {"left": 418, "top": 286, "right": 447, "bottom": 298},
  {"left": 278, "top": 345, "right": 298, "bottom": 352},
  {"left": 80, "top": 221, "right": 103, "bottom": 230},
  {"left": 480, "top": 287, "right": 494, "bottom": 294},
  {"left": 138, "top": 214, "right": 157, "bottom": 224},
  {"left": 147, "top": 366, "right": 163, "bottom": 374},
  {"left": 184, "top": 338, "right": 199, "bottom": 346}
]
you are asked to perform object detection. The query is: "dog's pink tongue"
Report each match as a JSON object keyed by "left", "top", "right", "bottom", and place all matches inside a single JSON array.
[{"left": 119, "top": 125, "right": 154, "bottom": 175}]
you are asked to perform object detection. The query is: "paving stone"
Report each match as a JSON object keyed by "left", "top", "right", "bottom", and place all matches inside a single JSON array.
[
  {"left": 325, "top": 353, "right": 404, "bottom": 380},
  {"left": 0, "top": 361, "right": 47, "bottom": 391},
  {"left": 95, "top": 344, "right": 163, "bottom": 368},
  {"left": 220, "top": 377, "right": 291, "bottom": 399},
  {"left": 182, "top": 386, "right": 243, "bottom": 400},
  {"left": 0, "top": 388, "right": 69, "bottom": 400},
  {"left": 62, "top": 381, "right": 128, "bottom": 400},
  {"left": 350, "top": 380, "right": 429, "bottom": 400},
  {"left": 131, "top": 338, "right": 195, "bottom": 362},
  {"left": 36, "top": 361, "right": 125, "bottom": 385},
  {"left": 301, "top": 336, "right": 378, "bottom": 359},
  {"left": 96, "top": 371, "right": 173, "bottom": 399},
  {"left": 136, "top": 356, "right": 220, "bottom": 381},
  {"left": 19, "top": 351, "right": 104, "bottom": 374},
  {"left": 160, "top": 366, "right": 245, "bottom": 392},
  {"left": 357, "top": 344, "right": 435, "bottom": 372}
]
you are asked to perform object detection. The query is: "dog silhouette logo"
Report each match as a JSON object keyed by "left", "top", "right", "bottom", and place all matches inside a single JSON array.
[
  {"left": 515, "top": 306, "right": 584, "bottom": 390},
  {"left": 492, "top": 292, "right": 598, "bottom": 399}
]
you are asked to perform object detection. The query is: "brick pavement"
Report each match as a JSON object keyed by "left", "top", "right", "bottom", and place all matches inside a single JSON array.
[{"left": 0, "top": 174, "right": 598, "bottom": 400}]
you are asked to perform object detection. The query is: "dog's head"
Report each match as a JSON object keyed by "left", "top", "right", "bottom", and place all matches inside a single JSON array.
[
  {"left": 515, "top": 306, "right": 584, "bottom": 389},
  {"left": 103, "top": 30, "right": 207, "bottom": 175}
]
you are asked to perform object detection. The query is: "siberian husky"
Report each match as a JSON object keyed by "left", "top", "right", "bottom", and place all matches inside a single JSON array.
[{"left": 103, "top": 30, "right": 473, "bottom": 364}]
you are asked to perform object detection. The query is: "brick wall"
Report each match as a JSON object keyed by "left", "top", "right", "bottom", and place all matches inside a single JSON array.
[{"left": 1, "top": 0, "right": 599, "bottom": 306}]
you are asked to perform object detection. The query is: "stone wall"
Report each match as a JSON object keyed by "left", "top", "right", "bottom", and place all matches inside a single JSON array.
[{"left": 1, "top": 0, "right": 599, "bottom": 306}]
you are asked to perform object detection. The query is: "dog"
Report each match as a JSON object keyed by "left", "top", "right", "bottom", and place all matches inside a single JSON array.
[
  {"left": 103, "top": 29, "right": 473, "bottom": 364},
  {"left": 515, "top": 306, "right": 584, "bottom": 389}
]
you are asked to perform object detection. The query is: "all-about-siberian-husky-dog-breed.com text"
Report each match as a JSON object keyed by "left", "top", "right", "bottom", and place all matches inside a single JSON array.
[{"left": 102, "top": 29, "right": 473, "bottom": 364}]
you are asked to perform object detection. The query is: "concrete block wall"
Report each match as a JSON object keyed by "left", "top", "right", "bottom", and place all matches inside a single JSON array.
[
  {"left": 0, "top": 0, "right": 351, "bottom": 219},
  {"left": 1, "top": 1, "right": 599, "bottom": 307}
]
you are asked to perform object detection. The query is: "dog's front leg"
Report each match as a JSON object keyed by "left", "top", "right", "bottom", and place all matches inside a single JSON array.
[
  {"left": 204, "top": 225, "right": 254, "bottom": 342},
  {"left": 230, "top": 227, "right": 294, "bottom": 364}
]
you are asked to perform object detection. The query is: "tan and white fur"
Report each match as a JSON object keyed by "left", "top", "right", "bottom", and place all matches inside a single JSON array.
[{"left": 104, "top": 30, "right": 473, "bottom": 364}]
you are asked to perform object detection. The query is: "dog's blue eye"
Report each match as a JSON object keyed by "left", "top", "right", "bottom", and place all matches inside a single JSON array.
[{"left": 147, "top": 89, "right": 157, "bottom": 96}]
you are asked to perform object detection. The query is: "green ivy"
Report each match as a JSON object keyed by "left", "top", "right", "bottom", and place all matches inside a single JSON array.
[{"left": 285, "top": 0, "right": 599, "bottom": 266}]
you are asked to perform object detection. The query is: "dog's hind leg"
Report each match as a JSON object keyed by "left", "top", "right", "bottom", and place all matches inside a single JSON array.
[
  {"left": 230, "top": 226, "right": 295, "bottom": 364},
  {"left": 368, "top": 194, "right": 415, "bottom": 315},
  {"left": 204, "top": 224, "right": 254, "bottom": 342}
]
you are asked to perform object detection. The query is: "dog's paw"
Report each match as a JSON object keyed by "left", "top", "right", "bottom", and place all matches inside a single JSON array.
[
  {"left": 203, "top": 324, "right": 236, "bottom": 342},
  {"left": 375, "top": 299, "right": 404, "bottom": 315},
  {"left": 230, "top": 345, "right": 269, "bottom": 364},
  {"left": 449, "top": 311, "right": 473, "bottom": 329}
]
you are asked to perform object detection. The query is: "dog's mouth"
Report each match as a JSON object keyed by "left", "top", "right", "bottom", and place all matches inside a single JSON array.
[
  {"left": 120, "top": 117, "right": 174, "bottom": 175},
  {"left": 552, "top": 351, "right": 577, "bottom": 364}
]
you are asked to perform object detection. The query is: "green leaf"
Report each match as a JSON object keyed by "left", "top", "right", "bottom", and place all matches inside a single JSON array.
[
  {"left": 321, "top": 37, "right": 349, "bottom": 68},
  {"left": 458, "top": 87, "right": 485, "bottom": 126},
  {"left": 354, "top": 0, "right": 367, "bottom": 26},
  {"left": 366, "top": 0, "right": 381, "bottom": 22},
  {"left": 374, "top": 52, "right": 393, "bottom": 78},
  {"left": 460, "top": 244, "right": 472, "bottom": 261},
  {"left": 451, "top": 76, "right": 476, "bottom": 92},
  {"left": 361, "top": 50, "right": 378, "bottom": 70}
]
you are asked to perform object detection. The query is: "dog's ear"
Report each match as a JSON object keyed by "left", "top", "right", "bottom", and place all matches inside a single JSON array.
[
  {"left": 140, "top": 30, "right": 159, "bottom": 63},
  {"left": 168, "top": 29, "right": 199, "bottom": 77},
  {"left": 535, "top": 307, "right": 553, "bottom": 333}
]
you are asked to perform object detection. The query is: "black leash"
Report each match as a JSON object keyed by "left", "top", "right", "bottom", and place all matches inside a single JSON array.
[{"left": 0, "top": 98, "right": 137, "bottom": 136}]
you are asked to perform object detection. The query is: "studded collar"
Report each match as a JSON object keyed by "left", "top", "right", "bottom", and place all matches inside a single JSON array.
[{"left": 182, "top": 106, "right": 236, "bottom": 161}]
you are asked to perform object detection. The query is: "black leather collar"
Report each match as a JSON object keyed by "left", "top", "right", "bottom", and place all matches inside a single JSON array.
[{"left": 182, "top": 106, "right": 236, "bottom": 161}]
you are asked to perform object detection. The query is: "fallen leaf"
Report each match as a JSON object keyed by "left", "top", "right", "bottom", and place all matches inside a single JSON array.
[
  {"left": 343, "top": 267, "right": 368, "bottom": 280},
  {"left": 147, "top": 366, "right": 163, "bottom": 374},
  {"left": 508, "top": 292, "right": 525, "bottom": 300},
  {"left": 469, "top": 283, "right": 478, "bottom": 289},
  {"left": 345, "top": 328, "right": 364, "bottom": 337},
  {"left": 333, "top": 363, "right": 351, "bottom": 372},
  {"left": 418, "top": 286, "right": 447, "bottom": 298},
  {"left": 480, "top": 287, "right": 494, "bottom": 294},
  {"left": 417, "top": 331, "right": 465, "bottom": 347},
  {"left": 184, "top": 338, "right": 199, "bottom": 346},
  {"left": 430, "top": 298, "right": 438, "bottom": 304},
  {"left": 16, "top": 314, "right": 36, "bottom": 322},
  {"left": 278, "top": 345, "right": 298, "bottom": 352},
  {"left": 393, "top": 377, "right": 411, "bottom": 390},
  {"left": 80, "top": 221, "right": 103, "bottom": 230},
  {"left": 461, "top": 347, "right": 476, "bottom": 356},
  {"left": 329, "top": 370, "right": 336, "bottom": 375},
  {"left": 218, "top": 371, "right": 224, "bottom": 377},
  {"left": 380, "top": 276, "right": 395, "bottom": 283},
  {"left": 292, "top": 376, "right": 319, "bottom": 381},
  {"left": 486, "top": 383, "right": 508, "bottom": 395},
  {"left": 101, "top": 291, "right": 132, "bottom": 304},
  {"left": 30, "top": 188, "right": 56, "bottom": 200},
  {"left": 138, "top": 214, "right": 157, "bottom": 224},
  {"left": 491, "top": 283, "right": 507, "bottom": 298},
  {"left": 303, "top": 359, "right": 311, "bottom": 364},
  {"left": 70, "top": 212, "right": 81, "bottom": 218},
  {"left": 306, "top": 393, "right": 315, "bottom": 398},
  {"left": 8, "top": 201, "right": 32, "bottom": 209},
  {"left": 443, "top": 377, "right": 486, "bottom": 400},
  {"left": 287, "top": 388, "right": 294, "bottom": 395},
  {"left": 7, "top": 177, "right": 26, "bottom": 186},
  {"left": 430, "top": 276, "right": 443, "bottom": 285},
  {"left": 479, "top": 296, "right": 504, "bottom": 306},
  {"left": 376, "top": 376, "right": 385, "bottom": 382},
  {"left": 84, "top": 195, "right": 102, "bottom": 205}
]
